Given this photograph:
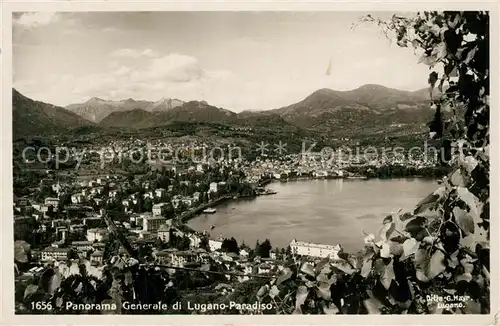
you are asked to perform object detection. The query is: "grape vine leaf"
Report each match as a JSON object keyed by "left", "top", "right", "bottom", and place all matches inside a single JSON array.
[
  {"left": 380, "top": 242, "right": 391, "bottom": 258},
  {"left": 414, "top": 193, "right": 439, "bottom": 214},
  {"left": 363, "top": 291, "right": 383, "bottom": 314},
  {"left": 23, "top": 284, "right": 39, "bottom": 300},
  {"left": 257, "top": 284, "right": 269, "bottom": 298},
  {"left": 332, "top": 260, "right": 356, "bottom": 275},
  {"left": 404, "top": 216, "right": 427, "bottom": 237},
  {"left": 323, "top": 302, "right": 340, "bottom": 314},
  {"left": 380, "top": 222, "right": 396, "bottom": 241},
  {"left": 300, "top": 262, "right": 315, "bottom": 277},
  {"left": 276, "top": 267, "right": 293, "bottom": 286},
  {"left": 402, "top": 238, "right": 419, "bottom": 260},
  {"left": 315, "top": 257, "right": 330, "bottom": 273},
  {"left": 316, "top": 281, "right": 331, "bottom": 300},
  {"left": 48, "top": 269, "right": 62, "bottom": 295},
  {"left": 457, "top": 186, "right": 481, "bottom": 222},
  {"left": 295, "top": 285, "right": 309, "bottom": 312},
  {"left": 461, "top": 156, "right": 478, "bottom": 173},
  {"left": 269, "top": 285, "right": 280, "bottom": 299},
  {"left": 415, "top": 248, "right": 446, "bottom": 282},
  {"left": 453, "top": 206, "right": 474, "bottom": 235},
  {"left": 380, "top": 260, "right": 395, "bottom": 290},
  {"left": 361, "top": 259, "right": 372, "bottom": 278},
  {"left": 450, "top": 168, "right": 466, "bottom": 187}
]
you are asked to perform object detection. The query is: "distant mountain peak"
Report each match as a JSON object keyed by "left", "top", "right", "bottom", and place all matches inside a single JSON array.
[
  {"left": 145, "top": 97, "right": 184, "bottom": 112},
  {"left": 356, "top": 84, "right": 389, "bottom": 90},
  {"left": 87, "top": 97, "right": 105, "bottom": 103},
  {"left": 270, "top": 84, "right": 432, "bottom": 130}
]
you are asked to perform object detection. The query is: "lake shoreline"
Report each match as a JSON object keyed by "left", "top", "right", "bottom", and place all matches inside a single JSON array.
[{"left": 187, "top": 178, "right": 438, "bottom": 253}]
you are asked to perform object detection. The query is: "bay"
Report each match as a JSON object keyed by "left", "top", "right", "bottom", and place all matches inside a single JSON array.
[{"left": 187, "top": 178, "right": 438, "bottom": 253}]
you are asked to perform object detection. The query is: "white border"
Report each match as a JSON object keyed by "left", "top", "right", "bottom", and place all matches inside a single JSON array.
[{"left": 1, "top": 1, "right": 499, "bottom": 325}]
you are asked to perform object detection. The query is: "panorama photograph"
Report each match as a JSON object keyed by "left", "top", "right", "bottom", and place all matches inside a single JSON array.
[{"left": 12, "top": 11, "right": 490, "bottom": 315}]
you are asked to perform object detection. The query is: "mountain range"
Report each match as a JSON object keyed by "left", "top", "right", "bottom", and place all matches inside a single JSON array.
[
  {"left": 65, "top": 97, "right": 184, "bottom": 122},
  {"left": 12, "top": 84, "right": 433, "bottom": 139},
  {"left": 269, "top": 84, "right": 433, "bottom": 134},
  {"left": 100, "top": 100, "right": 236, "bottom": 128}
]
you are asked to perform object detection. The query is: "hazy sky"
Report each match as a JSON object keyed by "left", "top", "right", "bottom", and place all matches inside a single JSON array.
[{"left": 13, "top": 11, "right": 430, "bottom": 112}]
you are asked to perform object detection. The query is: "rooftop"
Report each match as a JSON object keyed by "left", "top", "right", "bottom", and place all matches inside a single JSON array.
[
  {"left": 144, "top": 215, "right": 166, "bottom": 220},
  {"left": 42, "top": 247, "right": 71, "bottom": 253},
  {"left": 153, "top": 203, "right": 167, "bottom": 207},
  {"left": 157, "top": 224, "right": 171, "bottom": 232},
  {"left": 290, "top": 239, "right": 341, "bottom": 251},
  {"left": 72, "top": 241, "right": 92, "bottom": 245}
]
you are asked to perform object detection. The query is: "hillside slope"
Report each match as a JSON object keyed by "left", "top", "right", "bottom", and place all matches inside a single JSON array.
[{"left": 13, "top": 89, "right": 94, "bottom": 137}]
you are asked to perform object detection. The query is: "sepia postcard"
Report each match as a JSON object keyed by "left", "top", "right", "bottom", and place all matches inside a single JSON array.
[{"left": 1, "top": 0, "right": 498, "bottom": 325}]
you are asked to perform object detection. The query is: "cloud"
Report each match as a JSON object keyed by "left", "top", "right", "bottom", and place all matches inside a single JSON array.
[
  {"left": 147, "top": 53, "right": 205, "bottom": 82},
  {"left": 13, "top": 12, "right": 60, "bottom": 29},
  {"left": 110, "top": 48, "right": 159, "bottom": 58},
  {"left": 14, "top": 53, "right": 234, "bottom": 107},
  {"left": 15, "top": 52, "right": 360, "bottom": 112}
]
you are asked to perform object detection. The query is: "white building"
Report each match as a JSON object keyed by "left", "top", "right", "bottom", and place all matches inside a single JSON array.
[
  {"left": 143, "top": 191, "right": 154, "bottom": 199},
  {"left": 289, "top": 239, "right": 341, "bottom": 259},
  {"left": 41, "top": 247, "right": 70, "bottom": 261},
  {"left": 208, "top": 239, "right": 223, "bottom": 252},
  {"left": 44, "top": 197, "right": 59, "bottom": 209},
  {"left": 71, "top": 241, "right": 93, "bottom": 252},
  {"left": 138, "top": 230, "right": 154, "bottom": 240},
  {"left": 97, "top": 178, "right": 107, "bottom": 185},
  {"left": 313, "top": 170, "right": 328, "bottom": 178},
  {"left": 209, "top": 182, "right": 218, "bottom": 193},
  {"left": 71, "top": 193, "right": 85, "bottom": 204},
  {"left": 143, "top": 215, "right": 166, "bottom": 233},
  {"left": 155, "top": 188, "right": 166, "bottom": 198},
  {"left": 90, "top": 250, "right": 104, "bottom": 265},
  {"left": 157, "top": 224, "right": 171, "bottom": 242},
  {"left": 152, "top": 203, "right": 167, "bottom": 216},
  {"left": 86, "top": 228, "right": 108, "bottom": 242},
  {"left": 52, "top": 183, "right": 62, "bottom": 194}
]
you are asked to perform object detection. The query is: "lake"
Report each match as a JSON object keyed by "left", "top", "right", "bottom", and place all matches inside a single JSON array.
[{"left": 187, "top": 178, "right": 438, "bottom": 253}]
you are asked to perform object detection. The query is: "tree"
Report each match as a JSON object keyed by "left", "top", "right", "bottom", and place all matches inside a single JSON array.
[
  {"left": 155, "top": 237, "right": 165, "bottom": 250},
  {"left": 199, "top": 236, "right": 210, "bottom": 251},
  {"left": 221, "top": 237, "right": 239, "bottom": 254},
  {"left": 258, "top": 239, "right": 272, "bottom": 258},
  {"left": 134, "top": 197, "right": 144, "bottom": 213},
  {"left": 138, "top": 244, "right": 153, "bottom": 260},
  {"left": 248, "top": 249, "right": 255, "bottom": 261},
  {"left": 176, "top": 236, "right": 191, "bottom": 251},
  {"left": 429, "top": 104, "right": 443, "bottom": 139},
  {"left": 254, "top": 240, "right": 260, "bottom": 257},
  {"left": 143, "top": 198, "right": 153, "bottom": 212}
]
